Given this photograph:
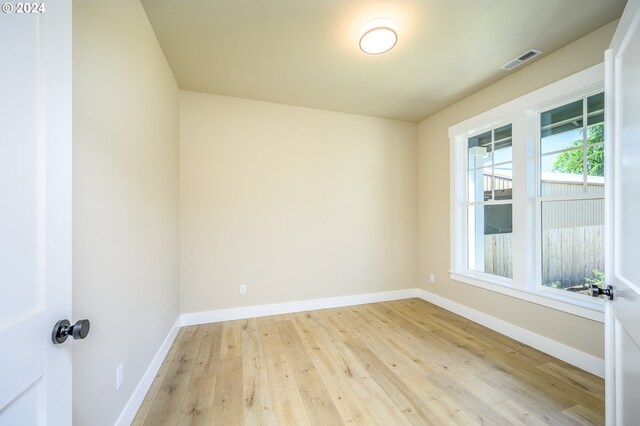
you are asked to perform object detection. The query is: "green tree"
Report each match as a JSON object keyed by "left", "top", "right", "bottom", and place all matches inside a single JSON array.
[{"left": 552, "top": 124, "right": 604, "bottom": 176}]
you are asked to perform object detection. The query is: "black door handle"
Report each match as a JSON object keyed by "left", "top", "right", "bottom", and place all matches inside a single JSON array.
[
  {"left": 52, "top": 319, "right": 91, "bottom": 344},
  {"left": 591, "top": 284, "right": 614, "bottom": 301}
]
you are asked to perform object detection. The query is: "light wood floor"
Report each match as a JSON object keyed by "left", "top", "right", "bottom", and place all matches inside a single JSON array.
[{"left": 133, "top": 299, "right": 604, "bottom": 425}]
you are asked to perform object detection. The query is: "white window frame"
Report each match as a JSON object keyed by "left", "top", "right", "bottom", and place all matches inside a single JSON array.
[{"left": 450, "top": 64, "right": 606, "bottom": 322}]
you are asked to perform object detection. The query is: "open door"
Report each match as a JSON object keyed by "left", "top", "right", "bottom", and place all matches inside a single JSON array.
[
  {"left": 0, "top": 1, "right": 75, "bottom": 424},
  {"left": 605, "top": 0, "right": 640, "bottom": 424}
]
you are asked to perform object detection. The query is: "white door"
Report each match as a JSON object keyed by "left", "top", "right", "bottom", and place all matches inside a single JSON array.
[
  {"left": 605, "top": 0, "right": 640, "bottom": 424},
  {"left": 0, "top": 1, "right": 73, "bottom": 425}
]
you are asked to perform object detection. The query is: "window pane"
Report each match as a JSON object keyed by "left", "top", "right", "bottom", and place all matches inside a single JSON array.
[
  {"left": 494, "top": 146, "right": 512, "bottom": 164},
  {"left": 587, "top": 92, "right": 604, "bottom": 126},
  {"left": 540, "top": 128, "right": 583, "bottom": 154},
  {"left": 494, "top": 124, "right": 513, "bottom": 164},
  {"left": 485, "top": 204, "right": 513, "bottom": 234},
  {"left": 468, "top": 150, "right": 492, "bottom": 169},
  {"left": 587, "top": 123, "right": 604, "bottom": 144},
  {"left": 468, "top": 130, "right": 492, "bottom": 169},
  {"left": 468, "top": 168, "right": 491, "bottom": 202},
  {"left": 541, "top": 199, "right": 605, "bottom": 296},
  {"left": 468, "top": 205, "right": 513, "bottom": 278},
  {"left": 468, "top": 124, "right": 512, "bottom": 168},
  {"left": 493, "top": 162, "right": 512, "bottom": 200},
  {"left": 586, "top": 144, "right": 604, "bottom": 177},
  {"left": 494, "top": 124, "right": 512, "bottom": 142},
  {"left": 469, "top": 130, "right": 492, "bottom": 148},
  {"left": 541, "top": 99, "right": 583, "bottom": 138},
  {"left": 541, "top": 150, "right": 585, "bottom": 196}
]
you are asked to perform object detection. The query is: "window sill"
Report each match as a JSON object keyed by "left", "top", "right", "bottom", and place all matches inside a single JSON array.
[{"left": 450, "top": 272, "right": 605, "bottom": 323}]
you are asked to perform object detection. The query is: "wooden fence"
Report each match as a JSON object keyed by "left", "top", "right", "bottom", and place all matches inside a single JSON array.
[
  {"left": 484, "top": 225, "right": 604, "bottom": 287},
  {"left": 484, "top": 233, "right": 513, "bottom": 279}
]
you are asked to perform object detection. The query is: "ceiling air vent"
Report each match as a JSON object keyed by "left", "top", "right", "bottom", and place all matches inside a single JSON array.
[{"left": 500, "top": 49, "right": 542, "bottom": 71}]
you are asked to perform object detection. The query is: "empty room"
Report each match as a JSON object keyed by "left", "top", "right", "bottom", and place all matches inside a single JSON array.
[{"left": 2, "top": 0, "right": 640, "bottom": 425}]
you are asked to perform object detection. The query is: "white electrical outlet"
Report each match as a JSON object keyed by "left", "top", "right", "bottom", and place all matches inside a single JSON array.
[
  {"left": 116, "top": 363, "right": 124, "bottom": 390},
  {"left": 429, "top": 273, "right": 436, "bottom": 283},
  {"left": 239, "top": 284, "right": 247, "bottom": 295}
]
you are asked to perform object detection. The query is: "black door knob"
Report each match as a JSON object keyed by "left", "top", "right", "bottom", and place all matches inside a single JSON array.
[
  {"left": 591, "top": 284, "right": 614, "bottom": 301},
  {"left": 52, "top": 319, "right": 91, "bottom": 344}
]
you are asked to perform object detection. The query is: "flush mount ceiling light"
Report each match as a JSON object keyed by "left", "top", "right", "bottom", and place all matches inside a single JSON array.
[{"left": 359, "top": 19, "right": 397, "bottom": 55}]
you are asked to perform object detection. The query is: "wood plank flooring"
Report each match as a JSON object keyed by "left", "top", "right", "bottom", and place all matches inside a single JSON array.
[{"left": 133, "top": 299, "right": 604, "bottom": 425}]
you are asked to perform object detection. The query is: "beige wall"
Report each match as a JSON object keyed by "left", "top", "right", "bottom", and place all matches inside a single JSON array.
[
  {"left": 72, "top": 1, "right": 180, "bottom": 424},
  {"left": 180, "top": 92, "right": 417, "bottom": 313},
  {"left": 417, "top": 21, "right": 618, "bottom": 359}
]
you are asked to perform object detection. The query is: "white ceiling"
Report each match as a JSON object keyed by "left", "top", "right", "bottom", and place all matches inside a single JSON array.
[{"left": 141, "top": 0, "right": 625, "bottom": 122}]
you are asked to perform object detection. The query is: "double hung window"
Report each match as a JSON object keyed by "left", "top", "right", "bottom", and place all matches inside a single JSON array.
[{"left": 450, "top": 65, "right": 606, "bottom": 320}]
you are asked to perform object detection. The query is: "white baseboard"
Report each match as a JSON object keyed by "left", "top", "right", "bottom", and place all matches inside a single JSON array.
[
  {"left": 114, "top": 317, "right": 181, "bottom": 426},
  {"left": 181, "top": 288, "right": 418, "bottom": 326},
  {"left": 416, "top": 288, "right": 605, "bottom": 378}
]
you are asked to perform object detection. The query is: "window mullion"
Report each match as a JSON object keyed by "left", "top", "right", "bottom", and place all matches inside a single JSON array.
[
  {"left": 491, "top": 128, "right": 495, "bottom": 201},
  {"left": 582, "top": 98, "right": 589, "bottom": 191},
  {"left": 511, "top": 113, "right": 528, "bottom": 290}
]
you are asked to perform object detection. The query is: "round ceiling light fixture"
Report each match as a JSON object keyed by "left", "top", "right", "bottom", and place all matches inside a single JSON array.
[{"left": 359, "top": 19, "right": 397, "bottom": 55}]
